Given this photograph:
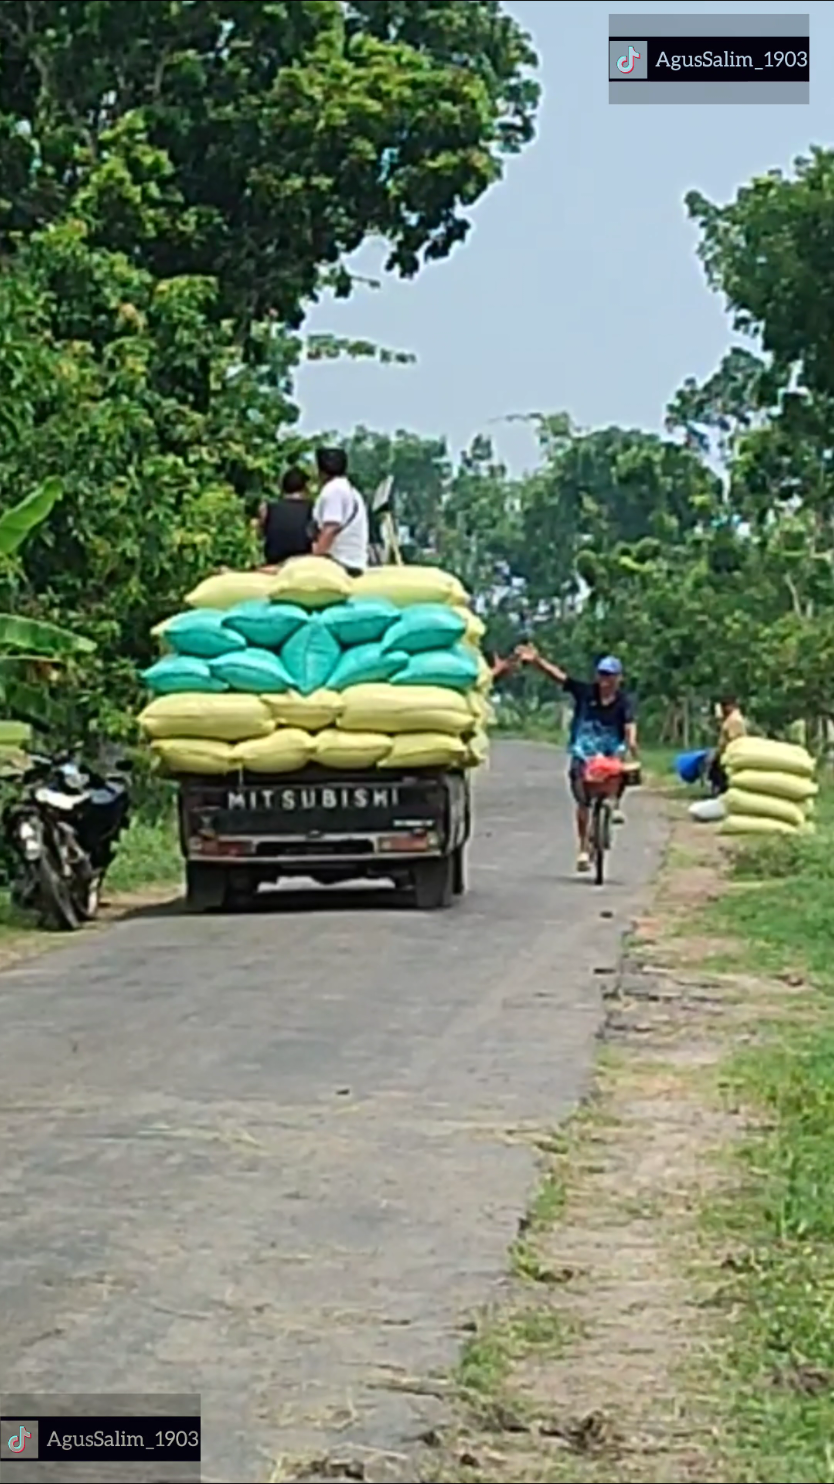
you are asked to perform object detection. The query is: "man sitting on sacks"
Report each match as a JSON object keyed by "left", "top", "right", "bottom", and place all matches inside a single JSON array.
[
  {"left": 309, "top": 447, "right": 370, "bottom": 577},
  {"left": 230, "top": 447, "right": 369, "bottom": 580}
]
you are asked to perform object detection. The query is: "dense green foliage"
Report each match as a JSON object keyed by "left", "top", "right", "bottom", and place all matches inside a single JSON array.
[{"left": 0, "top": 0, "right": 538, "bottom": 748}]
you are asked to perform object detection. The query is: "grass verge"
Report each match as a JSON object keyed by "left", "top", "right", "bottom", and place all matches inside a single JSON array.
[{"left": 416, "top": 765, "right": 834, "bottom": 1484}]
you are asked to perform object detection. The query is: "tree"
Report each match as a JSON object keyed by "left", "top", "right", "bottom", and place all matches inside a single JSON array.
[
  {"left": 0, "top": 0, "right": 540, "bottom": 328},
  {"left": 340, "top": 427, "right": 452, "bottom": 554},
  {"left": 0, "top": 479, "right": 95, "bottom": 733},
  {"left": 687, "top": 150, "right": 834, "bottom": 401}
]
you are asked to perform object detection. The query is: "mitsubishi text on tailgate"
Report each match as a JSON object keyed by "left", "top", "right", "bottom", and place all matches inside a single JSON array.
[{"left": 177, "top": 766, "right": 471, "bottom": 912}]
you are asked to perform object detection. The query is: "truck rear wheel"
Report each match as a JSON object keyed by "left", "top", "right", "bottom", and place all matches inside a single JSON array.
[
  {"left": 223, "top": 866, "right": 258, "bottom": 911},
  {"left": 413, "top": 855, "right": 455, "bottom": 910},
  {"left": 184, "top": 862, "right": 227, "bottom": 913}
]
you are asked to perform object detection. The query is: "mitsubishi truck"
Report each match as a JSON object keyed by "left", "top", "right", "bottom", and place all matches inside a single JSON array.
[{"left": 176, "top": 764, "right": 471, "bottom": 912}]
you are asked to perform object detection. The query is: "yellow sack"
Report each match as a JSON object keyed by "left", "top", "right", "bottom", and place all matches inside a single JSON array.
[
  {"left": 720, "top": 815, "right": 799, "bottom": 837},
  {"left": 184, "top": 571, "right": 278, "bottom": 610},
  {"left": 724, "top": 787, "right": 805, "bottom": 831},
  {"left": 151, "top": 738, "right": 234, "bottom": 775},
  {"left": 727, "top": 768, "right": 818, "bottom": 804},
  {"left": 315, "top": 729, "right": 392, "bottom": 768},
  {"left": 263, "top": 689, "right": 343, "bottom": 732},
  {"left": 724, "top": 736, "right": 814, "bottom": 779},
  {"left": 462, "top": 609, "right": 486, "bottom": 644},
  {"left": 138, "top": 692, "right": 274, "bottom": 742},
  {"left": 379, "top": 732, "right": 468, "bottom": 769},
  {"left": 474, "top": 652, "right": 493, "bottom": 694},
  {"left": 465, "top": 728, "right": 490, "bottom": 767},
  {"left": 231, "top": 728, "right": 313, "bottom": 772},
  {"left": 352, "top": 564, "right": 468, "bottom": 608},
  {"left": 468, "top": 692, "right": 496, "bottom": 727},
  {"left": 270, "top": 554, "right": 352, "bottom": 609},
  {"left": 338, "top": 683, "right": 473, "bottom": 737}
]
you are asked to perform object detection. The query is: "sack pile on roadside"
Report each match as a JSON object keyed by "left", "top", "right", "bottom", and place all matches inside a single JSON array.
[
  {"left": 136, "top": 557, "right": 494, "bottom": 775},
  {"left": 719, "top": 736, "right": 817, "bottom": 837}
]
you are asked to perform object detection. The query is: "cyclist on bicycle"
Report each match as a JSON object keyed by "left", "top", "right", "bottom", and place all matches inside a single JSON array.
[{"left": 516, "top": 645, "right": 638, "bottom": 872}]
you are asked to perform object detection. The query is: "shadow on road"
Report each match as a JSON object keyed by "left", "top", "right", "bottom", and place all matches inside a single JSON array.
[{"left": 116, "top": 878, "right": 419, "bottom": 922}]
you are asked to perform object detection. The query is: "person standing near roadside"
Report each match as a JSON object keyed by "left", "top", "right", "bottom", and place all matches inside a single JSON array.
[
  {"left": 708, "top": 694, "right": 747, "bottom": 794},
  {"left": 311, "top": 447, "right": 369, "bottom": 575},
  {"left": 256, "top": 467, "right": 313, "bottom": 568}
]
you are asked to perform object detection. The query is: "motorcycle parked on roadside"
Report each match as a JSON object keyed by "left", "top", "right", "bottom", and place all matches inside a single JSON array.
[{"left": 2, "top": 752, "right": 132, "bottom": 930}]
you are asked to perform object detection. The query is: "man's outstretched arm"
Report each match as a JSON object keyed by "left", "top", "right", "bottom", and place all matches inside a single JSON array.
[{"left": 516, "top": 643, "right": 568, "bottom": 686}]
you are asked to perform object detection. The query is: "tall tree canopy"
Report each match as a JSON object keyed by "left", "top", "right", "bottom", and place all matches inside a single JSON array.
[{"left": 0, "top": 0, "right": 540, "bottom": 327}]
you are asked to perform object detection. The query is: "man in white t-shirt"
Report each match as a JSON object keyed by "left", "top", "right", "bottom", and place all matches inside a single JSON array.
[{"left": 311, "top": 447, "right": 369, "bottom": 574}]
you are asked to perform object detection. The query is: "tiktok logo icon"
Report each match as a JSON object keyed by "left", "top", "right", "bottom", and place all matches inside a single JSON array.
[
  {"left": 8, "top": 1425, "right": 32, "bottom": 1452},
  {"left": 617, "top": 45, "right": 641, "bottom": 73}
]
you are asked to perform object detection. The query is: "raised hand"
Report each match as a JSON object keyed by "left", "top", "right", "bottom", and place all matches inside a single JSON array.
[{"left": 514, "top": 642, "right": 539, "bottom": 664}]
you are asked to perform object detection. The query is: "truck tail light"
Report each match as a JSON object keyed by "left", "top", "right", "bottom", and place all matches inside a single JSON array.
[
  {"left": 377, "top": 830, "right": 438, "bottom": 853},
  {"left": 189, "top": 836, "right": 253, "bottom": 858}
]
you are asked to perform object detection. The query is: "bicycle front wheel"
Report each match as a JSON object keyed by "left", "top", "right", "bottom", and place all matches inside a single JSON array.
[{"left": 591, "top": 799, "right": 610, "bottom": 886}]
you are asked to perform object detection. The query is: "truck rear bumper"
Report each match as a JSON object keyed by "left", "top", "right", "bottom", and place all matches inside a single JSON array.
[{"left": 184, "top": 831, "right": 446, "bottom": 868}]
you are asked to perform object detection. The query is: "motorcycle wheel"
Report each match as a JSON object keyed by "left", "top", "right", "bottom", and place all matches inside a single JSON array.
[
  {"left": 71, "top": 869, "right": 101, "bottom": 921},
  {"left": 36, "top": 851, "right": 81, "bottom": 931}
]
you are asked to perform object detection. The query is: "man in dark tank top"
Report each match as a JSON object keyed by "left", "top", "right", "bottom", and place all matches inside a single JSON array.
[{"left": 257, "top": 467, "right": 313, "bottom": 566}]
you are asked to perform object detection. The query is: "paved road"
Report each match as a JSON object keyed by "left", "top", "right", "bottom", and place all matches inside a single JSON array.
[{"left": 0, "top": 743, "right": 664, "bottom": 1483}]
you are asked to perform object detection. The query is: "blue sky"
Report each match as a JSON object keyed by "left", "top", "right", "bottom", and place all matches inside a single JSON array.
[{"left": 296, "top": 1, "right": 831, "bottom": 474}]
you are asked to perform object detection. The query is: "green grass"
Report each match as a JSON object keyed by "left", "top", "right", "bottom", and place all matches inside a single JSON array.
[
  {"left": 697, "top": 769, "right": 834, "bottom": 1481},
  {"left": 105, "top": 811, "right": 182, "bottom": 894}
]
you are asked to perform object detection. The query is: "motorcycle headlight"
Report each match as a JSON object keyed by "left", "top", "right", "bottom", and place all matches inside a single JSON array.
[{"left": 18, "top": 820, "right": 42, "bottom": 860}]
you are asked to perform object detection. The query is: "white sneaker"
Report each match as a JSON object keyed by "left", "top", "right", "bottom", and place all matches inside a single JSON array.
[{"left": 577, "top": 851, "right": 590, "bottom": 873}]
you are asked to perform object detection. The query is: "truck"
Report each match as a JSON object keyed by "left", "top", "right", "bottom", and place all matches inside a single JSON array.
[{"left": 176, "top": 764, "right": 471, "bottom": 912}]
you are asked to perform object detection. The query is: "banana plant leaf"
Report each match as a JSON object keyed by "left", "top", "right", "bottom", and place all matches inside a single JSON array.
[
  {"left": 0, "top": 477, "right": 64, "bottom": 557},
  {"left": 0, "top": 613, "right": 95, "bottom": 656},
  {"left": 0, "top": 720, "right": 32, "bottom": 747},
  {"left": 0, "top": 680, "right": 58, "bottom": 730}
]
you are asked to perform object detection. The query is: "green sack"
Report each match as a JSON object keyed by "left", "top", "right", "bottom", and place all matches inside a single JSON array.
[
  {"left": 391, "top": 644, "right": 479, "bottom": 692},
  {"left": 381, "top": 603, "right": 466, "bottom": 655},
  {"left": 210, "top": 648, "right": 293, "bottom": 693},
  {"left": 329, "top": 643, "right": 409, "bottom": 691},
  {"left": 319, "top": 599, "right": 400, "bottom": 647},
  {"left": 163, "top": 609, "right": 247, "bottom": 659},
  {"left": 222, "top": 600, "right": 309, "bottom": 649},
  {"left": 141, "top": 655, "right": 228, "bottom": 695},
  {"left": 280, "top": 620, "right": 341, "bottom": 695}
]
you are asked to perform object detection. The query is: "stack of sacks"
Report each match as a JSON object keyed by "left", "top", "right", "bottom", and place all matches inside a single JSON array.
[
  {"left": 720, "top": 735, "right": 818, "bottom": 837},
  {"left": 137, "top": 557, "right": 493, "bottom": 775}
]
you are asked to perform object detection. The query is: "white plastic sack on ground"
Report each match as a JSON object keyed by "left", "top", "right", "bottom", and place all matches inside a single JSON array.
[{"left": 689, "top": 797, "right": 726, "bottom": 824}]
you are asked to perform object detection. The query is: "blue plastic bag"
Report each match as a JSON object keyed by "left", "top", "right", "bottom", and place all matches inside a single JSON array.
[
  {"left": 280, "top": 621, "right": 341, "bottom": 695},
  {"left": 328, "top": 643, "right": 409, "bottom": 690},
  {"left": 381, "top": 603, "right": 467, "bottom": 655},
  {"left": 222, "top": 601, "right": 309, "bottom": 649},
  {"left": 675, "top": 748, "right": 710, "bottom": 784},
  {"left": 319, "top": 599, "right": 400, "bottom": 647},
  {"left": 162, "top": 609, "right": 247, "bottom": 659},
  {"left": 140, "top": 655, "right": 228, "bottom": 695},
  {"left": 210, "top": 648, "right": 293, "bottom": 693}
]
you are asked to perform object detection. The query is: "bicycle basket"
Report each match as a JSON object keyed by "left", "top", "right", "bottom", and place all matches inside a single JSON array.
[{"left": 583, "top": 755, "right": 625, "bottom": 793}]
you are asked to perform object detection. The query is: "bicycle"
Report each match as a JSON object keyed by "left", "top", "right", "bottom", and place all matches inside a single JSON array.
[{"left": 583, "top": 755, "right": 641, "bottom": 886}]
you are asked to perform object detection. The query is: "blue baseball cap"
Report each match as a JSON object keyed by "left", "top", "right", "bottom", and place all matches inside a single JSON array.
[{"left": 596, "top": 655, "right": 623, "bottom": 676}]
